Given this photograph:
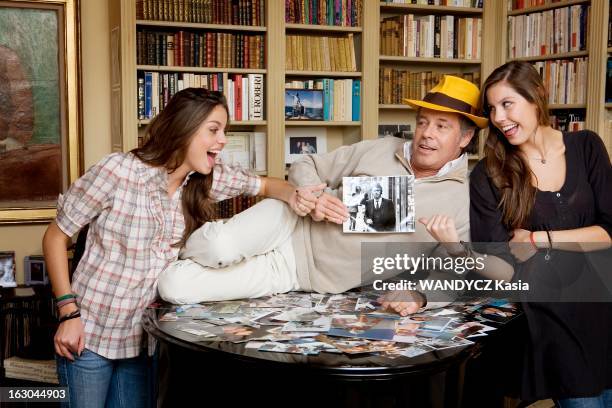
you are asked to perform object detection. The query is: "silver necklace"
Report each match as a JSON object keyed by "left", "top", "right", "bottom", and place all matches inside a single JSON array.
[{"left": 527, "top": 156, "right": 547, "bottom": 164}]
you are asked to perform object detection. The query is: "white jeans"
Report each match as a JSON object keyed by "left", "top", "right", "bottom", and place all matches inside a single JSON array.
[{"left": 158, "top": 199, "right": 300, "bottom": 304}]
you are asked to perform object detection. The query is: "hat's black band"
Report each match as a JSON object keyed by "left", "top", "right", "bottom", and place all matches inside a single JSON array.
[{"left": 423, "top": 92, "right": 475, "bottom": 115}]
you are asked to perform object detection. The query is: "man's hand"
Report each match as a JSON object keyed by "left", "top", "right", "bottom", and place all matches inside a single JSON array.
[
  {"left": 377, "top": 290, "right": 426, "bottom": 316},
  {"left": 289, "top": 184, "right": 326, "bottom": 217},
  {"left": 310, "top": 192, "right": 349, "bottom": 224},
  {"left": 509, "top": 228, "right": 537, "bottom": 262},
  {"left": 419, "top": 215, "right": 465, "bottom": 256}
]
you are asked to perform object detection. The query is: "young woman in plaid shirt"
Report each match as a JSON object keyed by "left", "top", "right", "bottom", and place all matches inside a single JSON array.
[{"left": 43, "top": 88, "right": 322, "bottom": 408}]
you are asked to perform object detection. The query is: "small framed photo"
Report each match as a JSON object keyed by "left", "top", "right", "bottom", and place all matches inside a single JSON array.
[
  {"left": 285, "top": 89, "right": 324, "bottom": 120},
  {"left": 285, "top": 127, "right": 327, "bottom": 164},
  {"left": 0, "top": 251, "right": 17, "bottom": 288},
  {"left": 24, "top": 255, "right": 48, "bottom": 285},
  {"left": 378, "top": 124, "right": 413, "bottom": 140}
]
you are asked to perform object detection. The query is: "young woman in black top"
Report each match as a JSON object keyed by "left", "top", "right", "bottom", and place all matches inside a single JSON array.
[{"left": 471, "top": 61, "right": 612, "bottom": 406}]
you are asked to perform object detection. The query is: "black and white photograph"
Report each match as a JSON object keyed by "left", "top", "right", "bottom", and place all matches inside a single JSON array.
[
  {"left": 0, "top": 250, "right": 17, "bottom": 288},
  {"left": 377, "top": 124, "right": 413, "bottom": 139},
  {"left": 284, "top": 88, "right": 324, "bottom": 120},
  {"left": 342, "top": 175, "right": 415, "bottom": 233},
  {"left": 285, "top": 127, "right": 327, "bottom": 164}
]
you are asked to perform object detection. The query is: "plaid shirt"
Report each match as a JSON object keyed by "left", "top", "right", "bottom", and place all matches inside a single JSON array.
[{"left": 56, "top": 152, "right": 260, "bottom": 359}]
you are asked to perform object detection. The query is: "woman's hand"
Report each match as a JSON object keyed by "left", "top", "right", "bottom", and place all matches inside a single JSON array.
[
  {"left": 54, "top": 306, "right": 85, "bottom": 361},
  {"left": 509, "top": 228, "right": 538, "bottom": 262},
  {"left": 288, "top": 183, "right": 326, "bottom": 217},
  {"left": 419, "top": 215, "right": 464, "bottom": 255}
]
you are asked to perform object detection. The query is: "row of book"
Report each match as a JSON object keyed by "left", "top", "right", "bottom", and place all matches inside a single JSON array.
[
  {"left": 136, "top": 0, "right": 265, "bottom": 26},
  {"left": 285, "top": 79, "right": 361, "bottom": 121},
  {"left": 221, "top": 132, "right": 267, "bottom": 172},
  {"left": 507, "top": 5, "right": 588, "bottom": 59},
  {"left": 4, "top": 356, "right": 59, "bottom": 384},
  {"left": 532, "top": 58, "right": 587, "bottom": 105},
  {"left": 550, "top": 112, "right": 585, "bottom": 132},
  {"left": 214, "top": 195, "right": 262, "bottom": 219},
  {"left": 380, "top": 15, "right": 482, "bottom": 60},
  {"left": 285, "top": 34, "right": 357, "bottom": 72},
  {"left": 379, "top": 69, "right": 480, "bottom": 105},
  {"left": 137, "top": 30, "right": 265, "bottom": 69},
  {"left": 381, "top": 0, "right": 482, "bottom": 6},
  {"left": 285, "top": 0, "right": 362, "bottom": 26},
  {"left": 508, "top": 0, "right": 566, "bottom": 11},
  {"left": 137, "top": 72, "right": 264, "bottom": 121},
  {"left": 607, "top": 57, "right": 611, "bottom": 103}
]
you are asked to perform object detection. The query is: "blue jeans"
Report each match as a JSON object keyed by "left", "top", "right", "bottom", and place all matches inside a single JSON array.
[
  {"left": 556, "top": 389, "right": 612, "bottom": 408},
  {"left": 56, "top": 348, "right": 157, "bottom": 408}
]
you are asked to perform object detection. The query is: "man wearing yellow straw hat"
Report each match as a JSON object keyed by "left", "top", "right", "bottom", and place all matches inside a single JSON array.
[{"left": 158, "top": 76, "right": 489, "bottom": 310}]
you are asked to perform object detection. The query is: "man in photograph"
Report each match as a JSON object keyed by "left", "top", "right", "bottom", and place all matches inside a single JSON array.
[
  {"left": 364, "top": 183, "right": 395, "bottom": 232},
  {"left": 158, "top": 75, "right": 488, "bottom": 311}
]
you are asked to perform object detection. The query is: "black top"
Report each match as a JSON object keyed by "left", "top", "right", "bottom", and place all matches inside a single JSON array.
[{"left": 469, "top": 131, "right": 612, "bottom": 401}]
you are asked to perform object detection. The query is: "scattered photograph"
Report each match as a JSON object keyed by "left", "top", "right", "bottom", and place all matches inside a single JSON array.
[
  {"left": 317, "top": 335, "right": 398, "bottom": 355},
  {"left": 343, "top": 175, "right": 415, "bottom": 233},
  {"left": 281, "top": 316, "right": 331, "bottom": 332},
  {"left": 285, "top": 89, "right": 324, "bottom": 120},
  {"left": 328, "top": 314, "right": 396, "bottom": 341}
]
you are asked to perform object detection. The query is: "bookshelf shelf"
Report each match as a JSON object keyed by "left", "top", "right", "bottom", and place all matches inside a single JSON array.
[
  {"left": 548, "top": 104, "right": 587, "bottom": 109},
  {"left": 285, "top": 121, "right": 361, "bottom": 126},
  {"left": 379, "top": 3, "right": 483, "bottom": 16},
  {"left": 468, "top": 154, "right": 480, "bottom": 161},
  {"left": 508, "top": 51, "right": 589, "bottom": 63},
  {"left": 138, "top": 119, "right": 267, "bottom": 127},
  {"left": 136, "top": 20, "right": 267, "bottom": 32},
  {"left": 379, "top": 104, "right": 413, "bottom": 110},
  {"left": 506, "top": 0, "right": 590, "bottom": 17},
  {"left": 608, "top": 47, "right": 612, "bottom": 53},
  {"left": 285, "top": 23, "right": 362, "bottom": 33},
  {"left": 379, "top": 56, "right": 481, "bottom": 65},
  {"left": 605, "top": 103, "right": 612, "bottom": 109},
  {"left": 285, "top": 70, "right": 362, "bottom": 77},
  {"left": 136, "top": 65, "right": 267, "bottom": 74}
]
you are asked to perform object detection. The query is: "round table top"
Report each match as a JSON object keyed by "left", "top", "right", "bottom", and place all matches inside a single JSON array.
[{"left": 142, "top": 305, "right": 481, "bottom": 379}]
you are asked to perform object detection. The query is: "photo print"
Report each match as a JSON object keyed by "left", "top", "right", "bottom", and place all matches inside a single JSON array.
[
  {"left": 284, "top": 89, "right": 324, "bottom": 120},
  {"left": 0, "top": 251, "right": 17, "bottom": 287},
  {"left": 342, "top": 175, "right": 415, "bottom": 233}
]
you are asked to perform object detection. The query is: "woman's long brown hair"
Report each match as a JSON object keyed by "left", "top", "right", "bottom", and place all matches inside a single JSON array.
[
  {"left": 131, "top": 88, "right": 229, "bottom": 246},
  {"left": 480, "top": 61, "right": 550, "bottom": 229}
]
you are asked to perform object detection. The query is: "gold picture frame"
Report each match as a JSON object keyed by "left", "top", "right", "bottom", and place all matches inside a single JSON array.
[{"left": 0, "top": 0, "right": 81, "bottom": 224}]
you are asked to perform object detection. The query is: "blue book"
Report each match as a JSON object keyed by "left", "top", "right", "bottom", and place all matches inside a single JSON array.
[
  {"left": 322, "top": 78, "right": 331, "bottom": 121},
  {"left": 144, "top": 71, "right": 153, "bottom": 119},
  {"left": 352, "top": 80, "right": 361, "bottom": 121}
]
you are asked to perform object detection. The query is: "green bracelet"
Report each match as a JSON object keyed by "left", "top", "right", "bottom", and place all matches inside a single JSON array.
[{"left": 55, "top": 293, "right": 77, "bottom": 302}]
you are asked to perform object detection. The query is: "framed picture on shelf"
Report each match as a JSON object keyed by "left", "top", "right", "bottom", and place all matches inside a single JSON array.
[
  {"left": 24, "top": 255, "right": 48, "bottom": 285},
  {"left": 285, "top": 89, "right": 324, "bottom": 120},
  {"left": 285, "top": 127, "right": 327, "bottom": 164},
  {"left": 0, "top": 0, "right": 81, "bottom": 224},
  {"left": 0, "top": 251, "right": 17, "bottom": 288},
  {"left": 377, "top": 124, "right": 413, "bottom": 140}
]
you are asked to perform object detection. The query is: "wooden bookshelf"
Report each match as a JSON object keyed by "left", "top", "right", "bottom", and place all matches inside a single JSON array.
[
  {"left": 605, "top": 103, "right": 612, "bottom": 109},
  {"left": 136, "top": 20, "right": 267, "bottom": 31},
  {"left": 506, "top": 0, "right": 590, "bottom": 16},
  {"left": 136, "top": 65, "right": 267, "bottom": 74},
  {"left": 379, "top": 3, "right": 483, "bottom": 16},
  {"left": 508, "top": 51, "right": 589, "bottom": 63},
  {"left": 548, "top": 104, "right": 587, "bottom": 109},
  {"left": 379, "top": 56, "right": 481, "bottom": 65},
  {"left": 285, "top": 121, "right": 361, "bottom": 127},
  {"left": 285, "top": 71, "right": 362, "bottom": 77},
  {"left": 110, "top": 0, "right": 611, "bottom": 174},
  {"left": 285, "top": 23, "right": 362, "bottom": 33}
]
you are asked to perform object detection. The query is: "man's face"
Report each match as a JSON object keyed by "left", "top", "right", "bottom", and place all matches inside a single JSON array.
[
  {"left": 373, "top": 187, "right": 382, "bottom": 199},
  {"left": 411, "top": 108, "right": 473, "bottom": 176}
]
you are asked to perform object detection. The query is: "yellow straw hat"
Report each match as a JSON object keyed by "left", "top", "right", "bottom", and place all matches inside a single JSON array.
[{"left": 403, "top": 75, "right": 488, "bottom": 129}]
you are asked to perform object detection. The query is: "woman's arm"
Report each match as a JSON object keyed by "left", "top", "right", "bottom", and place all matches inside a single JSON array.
[
  {"left": 43, "top": 222, "right": 85, "bottom": 361},
  {"left": 258, "top": 177, "right": 326, "bottom": 217},
  {"left": 514, "top": 226, "right": 611, "bottom": 252}
]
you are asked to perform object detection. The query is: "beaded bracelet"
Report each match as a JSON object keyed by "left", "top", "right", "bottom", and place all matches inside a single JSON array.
[
  {"left": 58, "top": 309, "right": 81, "bottom": 324},
  {"left": 56, "top": 297, "right": 77, "bottom": 309},
  {"left": 55, "top": 293, "right": 76, "bottom": 302}
]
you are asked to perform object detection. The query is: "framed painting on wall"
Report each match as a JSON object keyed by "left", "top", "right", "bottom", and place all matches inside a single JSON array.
[{"left": 0, "top": 0, "right": 81, "bottom": 224}]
